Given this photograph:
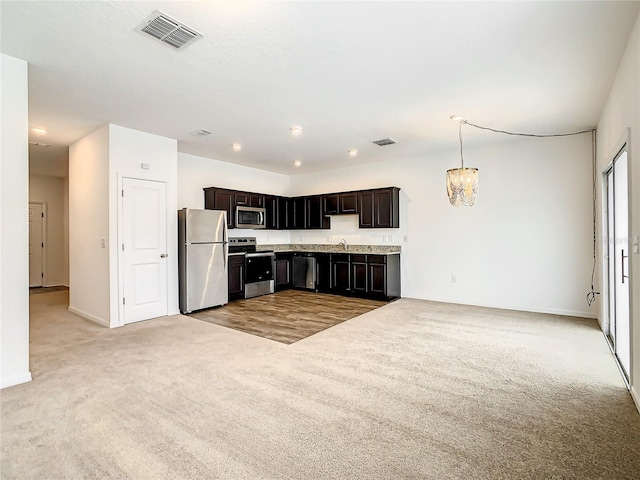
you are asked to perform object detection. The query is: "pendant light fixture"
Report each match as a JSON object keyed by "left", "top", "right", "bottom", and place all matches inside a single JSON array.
[{"left": 447, "top": 117, "right": 478, "bottom": 207}]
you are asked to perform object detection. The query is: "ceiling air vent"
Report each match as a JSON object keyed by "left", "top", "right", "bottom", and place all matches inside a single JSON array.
[
  {"left": 137, "top": 10, "right": 203, "bottom": 50},
  {"left": 372, "top": 137, "right": 397, "bottom": 146},
  {"left": 189, "top": 129, "right": 212, "bottom": 136}
]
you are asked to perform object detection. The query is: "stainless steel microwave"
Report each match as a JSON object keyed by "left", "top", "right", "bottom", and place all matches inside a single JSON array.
[{"left": 235, "top": 205, "right": 266, "bottom": 229}]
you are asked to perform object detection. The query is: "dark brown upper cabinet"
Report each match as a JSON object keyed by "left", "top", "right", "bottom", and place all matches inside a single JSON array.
[
  {"left": 322, "top": 194, "right": 340, "bottom": 215},
  {"left": 358, "top": 187, "right": 399, "bottom": 228},
  {"left": 323, "top": 192, "right": 359, "bottom": 216},
  {"left": 340, "top": 192, "right": 358, "bottom": 214},
  {"left": 287, "top": 197, "right": 305, "bottom": 230},
  {"left": 204, "top": 186, "right": 399, "bottom": 230},
  {"left": 305, "top": 195, "right": 330, "bottom": 229},
  {"left": 204, "top": 187, "right": 234, "bottom": 228},
  {"left": 235, "top": 191, "right": 264, "bottom": 208},
  {"left": 264, "top": 195, "right": 279, "bottom": 230}
]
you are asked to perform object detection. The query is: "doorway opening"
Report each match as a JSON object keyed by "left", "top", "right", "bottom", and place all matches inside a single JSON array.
[
  {"left": 604, "top": 144, "right": 630, "bottom": 384},
  {"left": 29, "top": 202, "right": 46, "bottom": 287}
]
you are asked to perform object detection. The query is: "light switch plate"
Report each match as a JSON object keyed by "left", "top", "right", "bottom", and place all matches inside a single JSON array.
[{"left": 633, "top": 235, "right": 639, "bottom": 254}]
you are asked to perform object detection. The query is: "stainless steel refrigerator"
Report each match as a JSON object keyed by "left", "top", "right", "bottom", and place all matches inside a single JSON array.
[{"left": 178, "top": 208, "right": 228, "bottom": 313}]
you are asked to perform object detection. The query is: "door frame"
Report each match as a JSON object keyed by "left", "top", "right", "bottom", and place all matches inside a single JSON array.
[
  {"left": 601, "top": 128, "right": 633, "bottom": 385},
  {"left": 116, "top": 175, "right": 169, "bottom": 327},
  {"left": 29, "top": 201, "right": 47, "bottom": 287}
]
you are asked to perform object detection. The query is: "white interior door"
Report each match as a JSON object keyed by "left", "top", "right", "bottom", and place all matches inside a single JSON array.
[
  {"left": 29, "top": 203, "right": 44, "bottom": 287},
  {"left": 605, "top": 148, "right": 630, "bottom": 381},
  {"left": 122, "top": 178, "right": 168, "bottom": 324}
]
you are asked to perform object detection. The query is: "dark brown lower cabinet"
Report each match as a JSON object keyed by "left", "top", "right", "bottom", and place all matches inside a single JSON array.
[
  {"left": 350, "top": 255, "right": 368, "bottom": 294},
  {"left": 316, "top": 253, "right": 332, "bottom": 291},
  {"left": 228, "top": 255, "right": 245, "bottom": 300},
  {"left": 230, "top": 251, "right": 400, "bottom": 303},
  {"left": 368, "top": 254, "right": 401, "bottom": 299},
  {"left": 368, "top": 263, "right": 387, "bottom": 295},
  {"left": 331, "top": 254, "right": 351, "bottom": 293},
  {"left": 275, "top": 254, "right": 292, "bottom": 290}
]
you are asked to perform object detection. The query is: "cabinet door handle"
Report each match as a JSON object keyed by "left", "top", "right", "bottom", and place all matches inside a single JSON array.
[
  {"left": 160, "top": 253, "right": 168, "bottom": 258},
  {"left": 622, "top": 249, "right": 629, "bottom": 283}
]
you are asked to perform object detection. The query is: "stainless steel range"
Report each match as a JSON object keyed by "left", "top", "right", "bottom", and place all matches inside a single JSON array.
[{"left": 228, "top": 237, "right": 275, "bottom": 299}]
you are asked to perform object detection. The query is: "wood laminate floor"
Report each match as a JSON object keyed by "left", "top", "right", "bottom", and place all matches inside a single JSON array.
[
  {"left": 189, "top": 290, "right": 388, "bottom": 344},
  {"left": 29, "top": 286, "right": 69, "bottom": 295}
]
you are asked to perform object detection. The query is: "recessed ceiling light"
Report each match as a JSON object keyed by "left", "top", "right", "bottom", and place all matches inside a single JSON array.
[
  {"left": 450, "top": 114, "right": 465, "bottom": 122},
  {"left": 32, "top": 128, "right": 47, "bottom": 135},
  {"left": 290, "top": 126, "right": 303, "bottom": 135},
  {"left": 348, "top": 149, "right": 358, "bottom": 157},
  {"left": 293, "top": 160, "right": 302, "bottom": 167},
  {"left": 232, "top": 143, "right": 242, "bottom": 151}
]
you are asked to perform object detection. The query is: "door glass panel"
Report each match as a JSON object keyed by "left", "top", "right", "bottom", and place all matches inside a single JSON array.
[{"left": 613, "top": 151, "right": 630, "bottom": 377}]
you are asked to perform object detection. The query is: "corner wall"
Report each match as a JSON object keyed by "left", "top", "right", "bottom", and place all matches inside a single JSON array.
[
  {"left": 291, "top": 134, "right": 595, "bottom": 318},
  {"left": 68, "top": 126, "right": 111, "bottom": 326},
  {"left": 596, "top": 11, "right": 640, "bottom": 407},
  {"left": 1, "top": 54, "right": 31, "bottom": 388},
  {"left": 109, "top": 124, "right": 179, "bottom": 324},
  {"left": 177, "top": 153, "right": 291, "bottom": 244}
]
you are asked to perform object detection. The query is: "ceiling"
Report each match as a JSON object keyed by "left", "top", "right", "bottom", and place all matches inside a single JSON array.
[{"left": 2, "top": 1, "right": 639, "bottom": 176}]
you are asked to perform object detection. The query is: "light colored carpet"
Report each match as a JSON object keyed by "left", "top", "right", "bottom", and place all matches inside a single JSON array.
[{"left": 1, "top": 291, "right": 639, "bottom": 479}]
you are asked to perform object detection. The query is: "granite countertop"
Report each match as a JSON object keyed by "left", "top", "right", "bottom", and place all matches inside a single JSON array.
[{"left": 264, "top": 244, "right": 401, "bottom": 255}]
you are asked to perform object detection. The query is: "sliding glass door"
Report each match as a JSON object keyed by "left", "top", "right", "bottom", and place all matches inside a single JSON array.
[{"left": 605, "top": 146, "right": 630, "bottom": 381}]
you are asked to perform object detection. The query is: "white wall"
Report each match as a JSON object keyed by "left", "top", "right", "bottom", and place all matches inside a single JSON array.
[
  {"left": 596, "top": 11, "right": 640, "bottom": 407},
  {"left": 29, "top": 174, "right": 68, "bottom": 286},
  {"left": 1, "top": 54, "right": 31, "bottom": 388},
  {"left": 68, "top": 126, "right": 111, "bottom": 326},
  {"left": 178, "top": 152, "right": 291, "bottom": 244},
  {"left": 70, "top": 124, "right": 179, "bottom": 328},
  {"left": 291, "top": 134, "right": 594, "bottom": 318},
  {"left": 63, "top": 176, "right": 69, "bottom": 285},
  {"left": 109, "top": 124, "right": 179, "bottom": 325}
]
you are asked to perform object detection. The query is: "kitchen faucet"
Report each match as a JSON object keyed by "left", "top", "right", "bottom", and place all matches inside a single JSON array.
[{"left": 339, "top": 238, "right": 348, "bottom": 250}]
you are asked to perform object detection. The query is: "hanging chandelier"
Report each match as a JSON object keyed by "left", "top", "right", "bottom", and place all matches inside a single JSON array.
[{"left": 446, "top": 119, "right": 478, "bottom": 207}]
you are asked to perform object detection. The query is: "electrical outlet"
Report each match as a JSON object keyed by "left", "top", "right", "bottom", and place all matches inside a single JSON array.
[
  {"left": 403, "top": 235, "right": 408, "bottom": 243},
  {"left": 451, "top": 275, "right": 457, "bottom": 283},
  {"left": 100, "top": 238, "right": 106, "bottom": 248},
  {"left": 634, "top": 235, "right": 639, "bottom": 254}
]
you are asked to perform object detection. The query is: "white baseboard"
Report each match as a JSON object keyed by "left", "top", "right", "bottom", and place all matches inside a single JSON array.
[
  {"left": 1, "top": 371, "right": 32, "bottom": 389},
  {"left": 631, "top": 385, "right": 640, "bottom": 415},
  {"left": 402, "top": 292, "right": 597, "bottom": 319},
  {"left": 68, "top": 306, "right": 109, "bottom": 328}
]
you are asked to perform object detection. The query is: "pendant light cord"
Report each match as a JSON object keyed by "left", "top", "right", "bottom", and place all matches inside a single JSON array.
[
  {"left": 459, "top": 121, "right": 464, "bottom": 169},
  {"left": 587, "top": 130, "right": 600, "bottom": 306},
  {"left": 462, "top": 120, "right": 593, "bottom": 138},
  {"left": 461, "top": 120, "right": 599, "bottom": 307}
]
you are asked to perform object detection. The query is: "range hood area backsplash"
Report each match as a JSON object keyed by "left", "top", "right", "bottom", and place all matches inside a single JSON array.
[{"left": 229, "top": 216, "right": 405, "bottom": 249}]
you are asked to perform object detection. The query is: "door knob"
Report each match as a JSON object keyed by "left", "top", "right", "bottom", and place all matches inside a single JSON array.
[{"left": 160, "top": 253, "right": 168, "bottom": 258}]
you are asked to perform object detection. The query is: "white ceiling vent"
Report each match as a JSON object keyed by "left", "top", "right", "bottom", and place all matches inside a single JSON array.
[
  {"left": 372, "top": 137, "right": 397, "bottom": 146},
  {"left": 189, "top": 129, "right": 212, "bottom": 136},
  {"left": 137, "top": 10, "right": 203, "bottom": 50}
]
